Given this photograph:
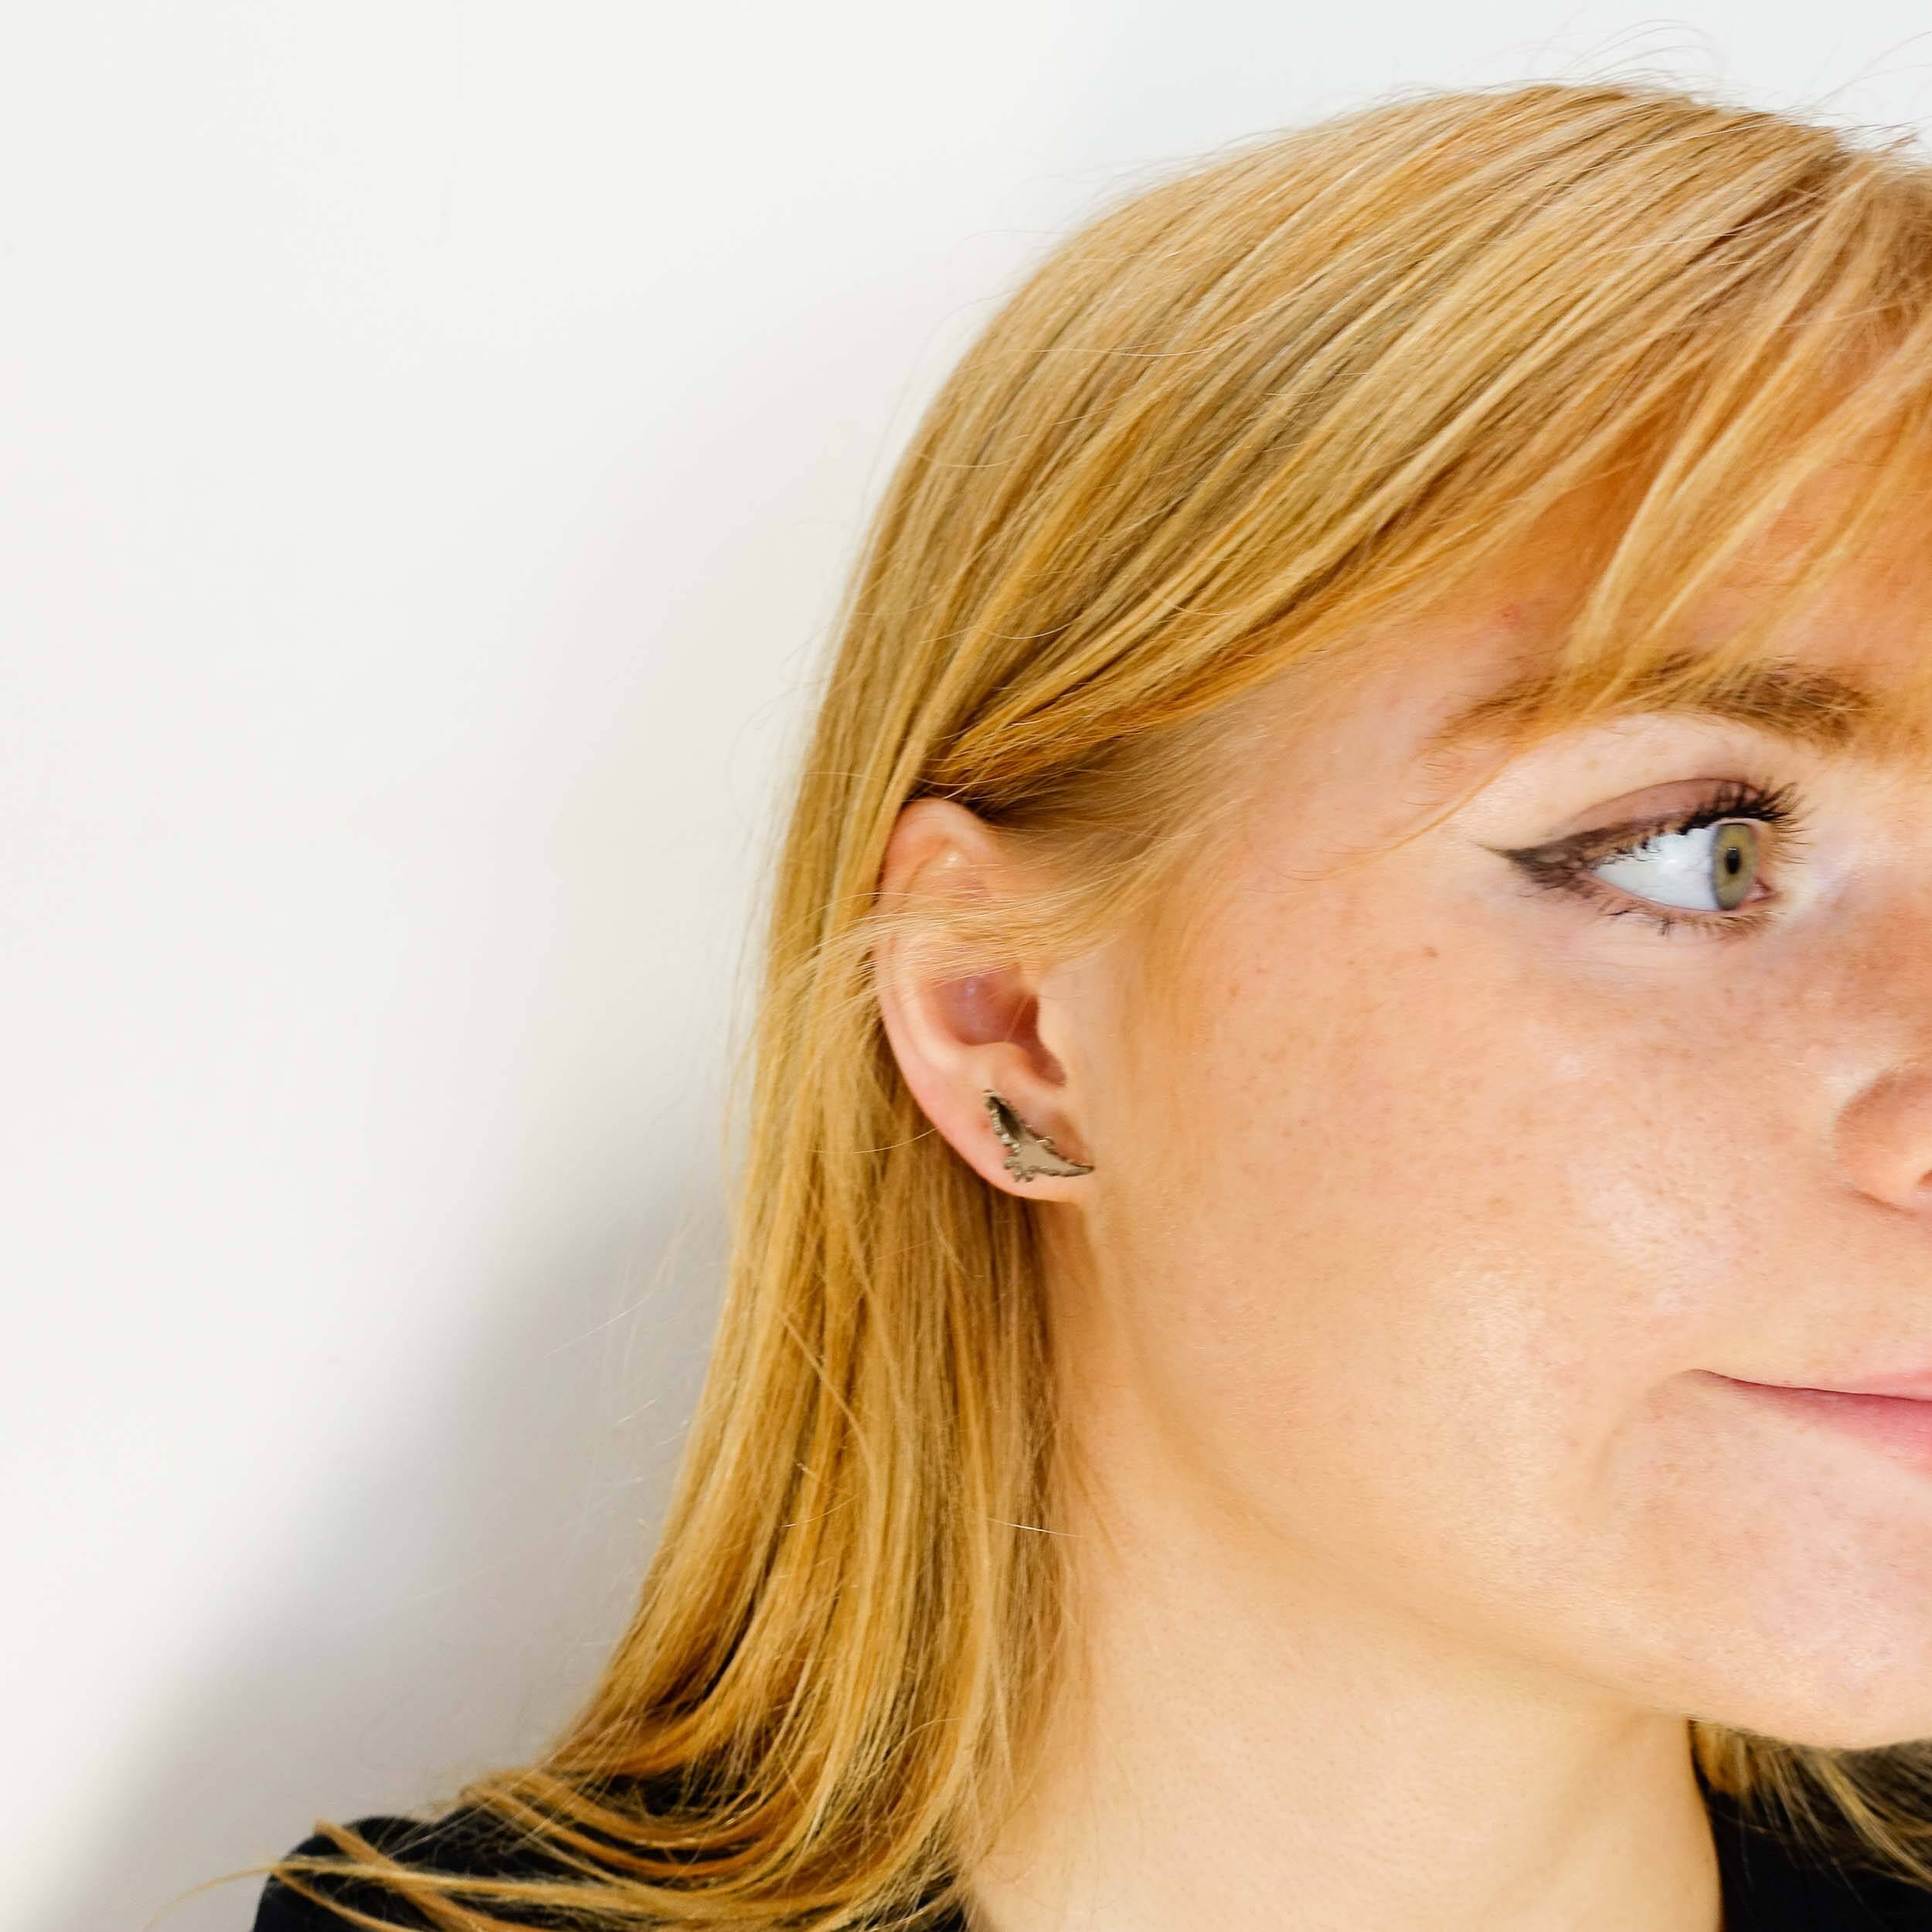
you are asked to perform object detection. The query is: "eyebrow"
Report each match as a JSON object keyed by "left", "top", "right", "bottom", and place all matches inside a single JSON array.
[{"left": 1416, "top": 653, "right": 1923, "bottom": 784}]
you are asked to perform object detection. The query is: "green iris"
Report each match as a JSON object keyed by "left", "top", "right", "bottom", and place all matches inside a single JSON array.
[{"left": 1711, "top": 821, "right": 1758, "bottom": 911}]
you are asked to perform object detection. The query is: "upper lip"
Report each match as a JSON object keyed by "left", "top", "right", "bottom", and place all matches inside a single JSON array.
[{"left": 1720, "top": 1369, "right": 1932, "bottom": 1401}]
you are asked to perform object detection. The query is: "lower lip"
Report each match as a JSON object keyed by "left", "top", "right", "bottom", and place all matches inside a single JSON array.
[{"left": 1709, "top": 1373, "right": 1932, "bottom": 1473}]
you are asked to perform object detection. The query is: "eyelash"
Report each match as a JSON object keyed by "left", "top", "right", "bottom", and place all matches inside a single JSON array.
[{"left": 1505, "top": 775, "right": 1818, "bottom": 942}]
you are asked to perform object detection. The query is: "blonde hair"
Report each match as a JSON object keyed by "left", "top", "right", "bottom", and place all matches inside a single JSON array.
[{"left": 262, "top": 75, "right": 1932, "bottom": 1929}]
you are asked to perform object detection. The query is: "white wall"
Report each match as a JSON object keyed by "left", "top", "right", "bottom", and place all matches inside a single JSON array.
[{"left": 8, "top": 6, "right": 1930, "bottom": 1928}]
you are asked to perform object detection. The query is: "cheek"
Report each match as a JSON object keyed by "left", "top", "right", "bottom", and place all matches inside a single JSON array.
[
  {"left": 1124, "top": 893, "right": 1756, "bottom": 1567},
  {"left": 1089, "top": 850, "right": 1932, "bottom": 1740}
]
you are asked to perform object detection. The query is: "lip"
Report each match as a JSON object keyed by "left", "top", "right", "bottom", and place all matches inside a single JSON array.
[
  {"left": 1706, "top": 1372, "right": 1932, "bottom": 1474},
  {"left": 1812, "top": 1369, "right": 1932, "bottom": 1401}
]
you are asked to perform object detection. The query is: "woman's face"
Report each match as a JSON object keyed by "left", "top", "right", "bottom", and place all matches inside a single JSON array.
[{"left": 886, "top": 500, "right": 1932, "bottom": 1753}]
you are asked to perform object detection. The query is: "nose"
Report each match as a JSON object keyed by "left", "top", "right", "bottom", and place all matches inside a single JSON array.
[{"left": 1835, "top": 1060, "right": 1932, "bottom": 1217}]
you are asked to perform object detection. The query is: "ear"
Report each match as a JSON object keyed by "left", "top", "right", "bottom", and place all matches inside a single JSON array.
[{"left": 872, "top": 797, "right": 1095, "bottom": 1203}]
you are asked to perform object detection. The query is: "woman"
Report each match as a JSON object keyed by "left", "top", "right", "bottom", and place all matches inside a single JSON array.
[{"left": 252, "top": 77, "right": 1932, "bottom": 1930}]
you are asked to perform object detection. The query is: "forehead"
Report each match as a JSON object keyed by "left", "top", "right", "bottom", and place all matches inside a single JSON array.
[
  {"left": 1224, "top": 463, "right": 1932, "bottom": 840},
  {"left": 1394, "top": 495, "right": 1932, "bottom": 791}
]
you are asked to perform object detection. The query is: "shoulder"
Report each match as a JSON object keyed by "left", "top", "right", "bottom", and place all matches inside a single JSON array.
[{"left": 252, "top": 1809, "right": 553, "bottom": 1930}]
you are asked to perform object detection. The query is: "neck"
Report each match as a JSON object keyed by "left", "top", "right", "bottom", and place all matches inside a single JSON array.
[{"left": 960, "top": 1346, "right": 1722, "bottom": 1932}]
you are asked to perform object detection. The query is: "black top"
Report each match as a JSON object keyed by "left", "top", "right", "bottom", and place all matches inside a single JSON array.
[{"left": 253, "top": 1764, "right": 1932, "bottom": 1930}]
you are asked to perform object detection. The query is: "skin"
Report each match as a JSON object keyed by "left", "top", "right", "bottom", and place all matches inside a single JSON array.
[{"left": 872, "top": 489, "right": 1932, "bottom": 1932}]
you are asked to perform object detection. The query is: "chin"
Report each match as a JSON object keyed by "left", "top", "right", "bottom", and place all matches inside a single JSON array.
[{"left": 1683, "top": 1655, "right": 1932, "bottom": 1753}]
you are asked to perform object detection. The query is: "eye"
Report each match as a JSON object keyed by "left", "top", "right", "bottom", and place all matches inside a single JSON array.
[
  {"left": 1497, "top": 775, "right": 1815, "bottom": 941},
  {"left": 1592, "top": 818, "right": 1762, "bottom": 913}
]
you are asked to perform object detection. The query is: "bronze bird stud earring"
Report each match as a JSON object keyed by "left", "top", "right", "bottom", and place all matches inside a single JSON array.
[{"left": 982, "top": 1089, "right": 1094, "bottom": 1183}]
